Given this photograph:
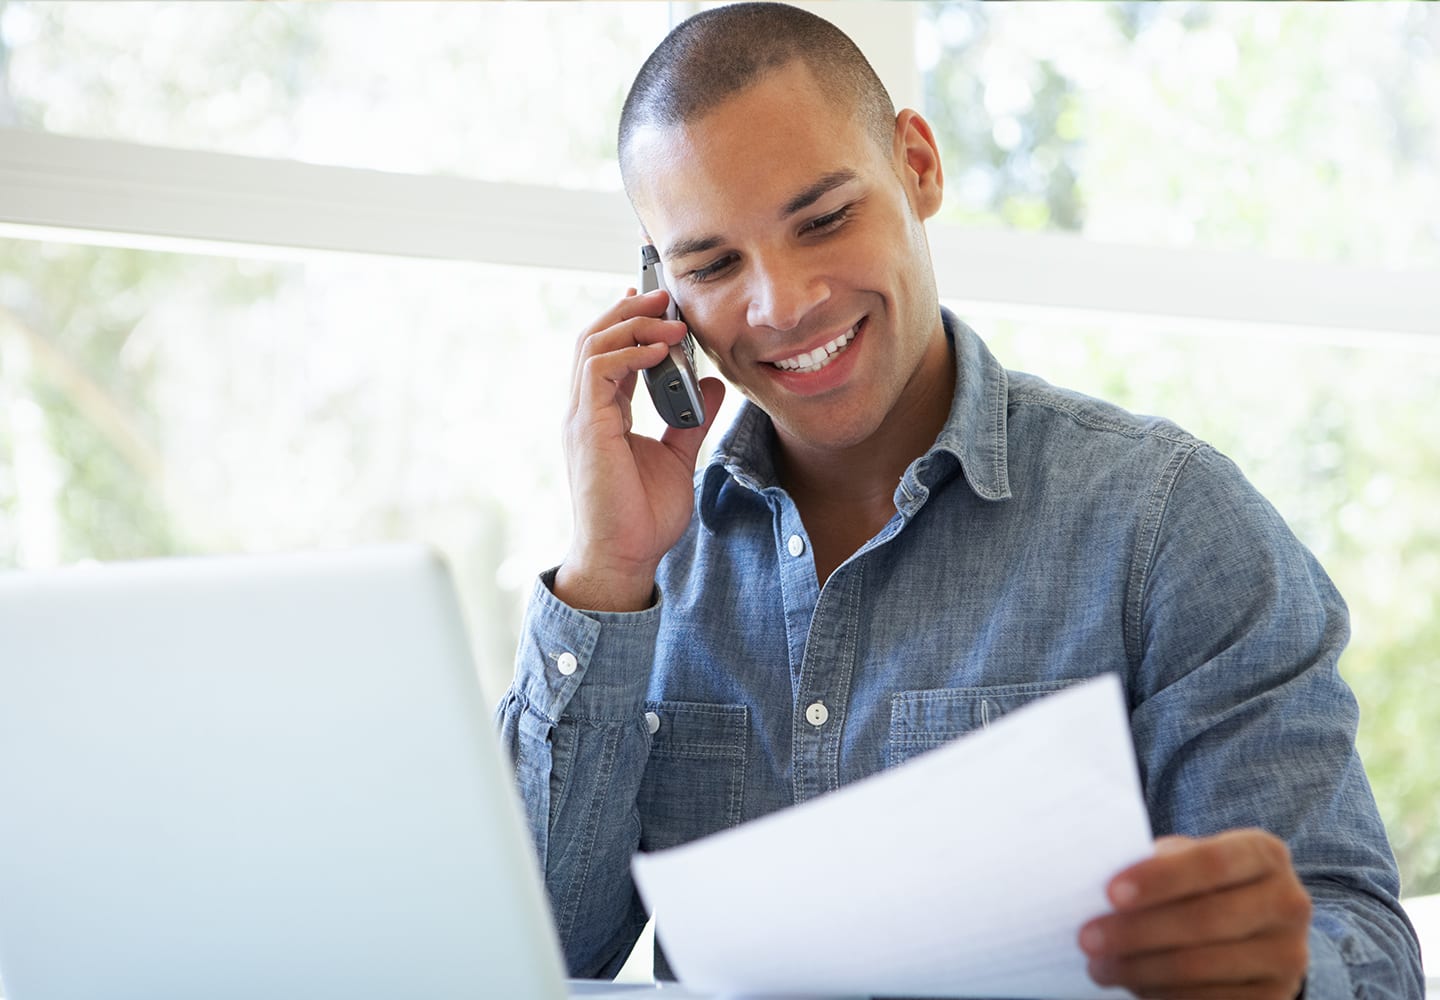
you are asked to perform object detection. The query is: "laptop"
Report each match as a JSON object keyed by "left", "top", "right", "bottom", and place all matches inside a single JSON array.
[{"left": 0, "top": 546, "right": 701, "bottom": 1000}]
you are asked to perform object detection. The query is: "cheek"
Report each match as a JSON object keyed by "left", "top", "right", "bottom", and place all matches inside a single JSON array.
[
  {"left": 685, "top": 317, "right": 737, "bottom": 378},
  {"left": 682, "top": 293, "right": 742, "bottom": 356},
  {"left": 691, "top": 328, "right": 757, "bottom": 396},
  {"left": 704, "top": 349, "right": 748, "bottom": 389}
]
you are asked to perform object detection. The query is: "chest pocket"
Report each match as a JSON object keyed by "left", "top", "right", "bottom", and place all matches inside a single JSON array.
[
  {"left": 887, "top": 680, "right": 1079, "bottom": 768},
  {"left": 636, "top": 701, "right": 748, "bottom": 853}
]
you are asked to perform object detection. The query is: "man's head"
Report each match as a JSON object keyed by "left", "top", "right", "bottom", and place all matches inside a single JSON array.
[
  {"left": 618, "top": 4, "right": 952, "bottom": 460},
  {"left": 618, "top": 3, "right": 896, "bottom": 198}
]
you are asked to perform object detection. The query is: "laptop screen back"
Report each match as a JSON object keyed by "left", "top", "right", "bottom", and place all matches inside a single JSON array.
[{"left": 0, "top": 546, "right": 566, "bottom": 1000}]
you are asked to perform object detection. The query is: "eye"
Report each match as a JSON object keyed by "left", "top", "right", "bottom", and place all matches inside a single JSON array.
[
  {"left": 801, "top": 205, "right": 852, "bottom": 236},
  {"left": 686, "top": 253, "right": 737, "bottom": 284}
]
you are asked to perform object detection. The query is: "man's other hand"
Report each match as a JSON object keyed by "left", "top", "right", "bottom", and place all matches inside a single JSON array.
[{"left": 1079, "top": 829, "right": 1311, "bottom": 999}]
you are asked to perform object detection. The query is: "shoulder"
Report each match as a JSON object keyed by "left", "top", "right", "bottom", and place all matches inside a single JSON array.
[
  {"left": 1006, "top": 369, "right": 1200, "bottom": 450},
  {"left": 998, "top": 369, "right": 1225, "bottom": 508},
  {"left": 996, "top": 371, "right": 1289, "bottom": 557}
]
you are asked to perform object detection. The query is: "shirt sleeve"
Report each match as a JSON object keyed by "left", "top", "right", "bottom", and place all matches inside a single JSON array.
[
  {"left": 494, "top": 569, "right": 660, "bottom": 979},
  {"left": 1127, "top": 444, "right": 1424, "bottom": 999}
]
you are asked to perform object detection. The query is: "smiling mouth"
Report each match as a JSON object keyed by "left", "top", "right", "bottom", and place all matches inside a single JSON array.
[{"left": 770, "top": 321, "right": 861, "bottom": 374}]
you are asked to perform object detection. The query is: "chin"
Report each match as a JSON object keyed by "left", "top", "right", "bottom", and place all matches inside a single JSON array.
[{"left": 772, "top": 406, "right": 883, "bottom": 454}]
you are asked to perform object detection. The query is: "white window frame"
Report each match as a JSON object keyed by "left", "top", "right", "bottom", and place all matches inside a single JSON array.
[
  {"left": 2, "top": 124, "right": 1435, "bottom": 340},
  {"left": 1, "top": 0, "right": 1436, "bottom": 339},
  {"left": 3, "top": 4, "right": 1439, "bottom": 953}
]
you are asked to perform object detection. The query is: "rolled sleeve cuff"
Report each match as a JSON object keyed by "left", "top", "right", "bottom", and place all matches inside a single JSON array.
[
  {"left": 1301, "top": 924, "right": 1349, "bottom": 1000},
  {"left": 512, "top": 568, "right": 662, "bottom": 723}
]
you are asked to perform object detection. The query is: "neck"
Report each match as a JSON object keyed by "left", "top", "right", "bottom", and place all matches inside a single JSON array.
[
  {"left": 777, "top": 328, "right": 954, "bottom": 506},
  {"left": 773, "top": 327, "right": 955, "bottom": 582}
]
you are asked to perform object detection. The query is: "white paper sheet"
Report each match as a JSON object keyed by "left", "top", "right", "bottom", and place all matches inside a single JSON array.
[{"left": 630, "top": 673, "right": 1153, "bottom": 999}]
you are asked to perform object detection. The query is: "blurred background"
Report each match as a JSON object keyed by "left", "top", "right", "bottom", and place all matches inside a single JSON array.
[{"left": 0, "top": 1, "right": 1436, "bottom": 908}]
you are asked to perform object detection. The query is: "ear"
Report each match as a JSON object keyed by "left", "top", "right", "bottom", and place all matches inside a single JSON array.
[{"left": 892, "top": 109, "right": 944, "bottom": 221}]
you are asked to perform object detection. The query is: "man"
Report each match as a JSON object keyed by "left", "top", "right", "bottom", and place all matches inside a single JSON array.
[{"left": 498, "top": 5, "right": 1423, "bottom": 998}]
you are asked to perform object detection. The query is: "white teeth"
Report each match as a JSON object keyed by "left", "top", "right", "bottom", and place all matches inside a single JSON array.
[{"left": 772, "top": 324, "right": 858, "bottom": 373}]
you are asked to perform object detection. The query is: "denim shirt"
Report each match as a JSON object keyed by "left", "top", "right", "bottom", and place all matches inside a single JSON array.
[{"left": 497, "top": 311, "right": 1422, "bottom": 998}]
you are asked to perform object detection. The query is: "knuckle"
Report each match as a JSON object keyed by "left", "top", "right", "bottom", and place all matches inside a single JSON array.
[
  {"left": 576, "top": 318, "right": 606, "bottom": 352},
  {"left": 1170, "top": 946, "right": 1213, "bottom": 982},
  {"left": 1194, "top": 898, "right": 1233, "bottom": 941},
  {"left": 1279, "top": 884, "right": 1313, "bottom": 925},
  {"left": 1282, "top": 934, "right": 1309, "bottom": 972},
  {"left": 575, "top": 327, "right": 600, "bottom": 361},
  {"left": 1200, "top": 843, "right": 1235, "bottom": 883},
  {"left": 1220, "top": 827, "right": 1286, "bottom": 882},
  {"left": 1261, "top": 830, "right": 1292, "bottom": 867},
  {"left": 1095, "top": 915, "right": 1135, "bottom": 951}
]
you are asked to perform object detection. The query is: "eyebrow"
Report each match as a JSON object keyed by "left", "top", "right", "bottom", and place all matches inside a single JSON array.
[
  {"left": 662, "top": 169, "right": 861, "bottom": 264},
  {"left": 781, "top": 170, "right": 859, "bottom": 218},
  {"left": 664, "top": 234, "right": 725, "bottom": 262}
]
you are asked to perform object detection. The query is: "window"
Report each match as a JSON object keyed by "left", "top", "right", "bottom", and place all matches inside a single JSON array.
[
  {"left": 947, "top": 300, "right": 1440, "bottom": 897},
  {"left": 2, "top": 1, "right": 668, "bottom": 188},
  {"left": 0, "top": 236, "right": 629, "bottom": 692},
  {"left": 920, "top": 2, "right": 1440, "bottom": 897},
  {"left": 1, "top": 1, "right": 1436, "bottom": 904},
  {"left": 920, "top": 2, "right": 1440, "bottom": 267}
]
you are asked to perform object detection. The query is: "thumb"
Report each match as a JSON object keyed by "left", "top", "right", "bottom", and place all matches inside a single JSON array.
[{"left": 660, "top": 376, "right": 727, "bottom": 461}]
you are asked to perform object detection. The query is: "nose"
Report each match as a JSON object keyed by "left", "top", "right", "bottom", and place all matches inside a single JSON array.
[{"left": 744, "top": 253, "right": 829, "bottom": 332}]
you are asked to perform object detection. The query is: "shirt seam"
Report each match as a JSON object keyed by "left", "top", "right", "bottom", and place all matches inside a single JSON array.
[
  {"left": 554, "top": 721, "right": 624, "bottom": 946},
  {"left": 988, "top": 352, "right": 1009, "bottom": 494},
  {"left": 1124, "top": 441, "right": 1206, "bottom": 667},
  {"left": 1008, "top": 387, "right": 1199, "bottom": 448}
]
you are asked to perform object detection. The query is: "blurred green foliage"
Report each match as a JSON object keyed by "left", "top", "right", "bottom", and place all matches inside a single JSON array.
[
  {"left": 974, "top": 315, "right": 1440, "bottom": 897},
  {"left": 0, "top": 1, "right": 1435, "bottom": 901},
  {"left": 924, "top": 2, "right": 1440, "bottom": 267},
  {"left": 924, "top": 3, "right": 1439, "bottom": 894}
]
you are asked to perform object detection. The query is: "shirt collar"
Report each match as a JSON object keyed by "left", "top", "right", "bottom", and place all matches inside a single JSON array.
[
  {"left": 699, "top": 307, "right": 1011, "bottom": 527},
  {"left": 931, "top": 307, "right": 1013, "bottom": 502}
]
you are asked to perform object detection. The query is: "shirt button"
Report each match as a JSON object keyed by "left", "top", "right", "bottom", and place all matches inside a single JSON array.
[
  {"left": 555, "top": 651, "right": 578, "bottom": 676},
  {"left": 644, "top": 711, "right": 661, "bottom": 735},
  {"left": 805, "top": 701, "right": 829, "bottom": 727},
  {"left": 787, "top": 534, "right": 805, "bottom": 557}
]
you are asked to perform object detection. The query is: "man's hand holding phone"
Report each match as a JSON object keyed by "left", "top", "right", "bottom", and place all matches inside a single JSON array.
[{"left": 555, "top": 278, "right": 725, "bottom": 613}]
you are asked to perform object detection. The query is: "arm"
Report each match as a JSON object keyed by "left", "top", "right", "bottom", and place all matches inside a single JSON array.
[
  {"left": 1081, "top": 445, "right": 1422, "bottom": 999},
  {"left": 495, "top": 572, "right": 660, "bottom": 978},
  {"left": 554, "top": 287, "right": 725, "bottom": 613},
  {"left": 497, "top": 288, "right": 726, "bottom": 977}
]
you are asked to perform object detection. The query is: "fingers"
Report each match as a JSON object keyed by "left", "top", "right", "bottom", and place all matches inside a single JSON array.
[
  {"left": 555, "top": 288, "right": 721, "bottom": 614},
  {"left": 571, "top": 342, "right": 670, "bottom": 427},
  {"left": 1083, "top": 858, "right": 1308, "bottom": 956},
  {"left": 1106, "top": 830, "right": 1293, "bottom": 911},
  {"left": 1087, "top": 930, "right": 1306, "bottom": 998},
  {"left": 568, "top": 288, "right": 682, "bottom": 403},
  {"left": 1091, "top": 969, "right": 1286, "bottom": 1000},
  {"left": 1080, "top": 830, "right": 1311, "bottom": 1000}
]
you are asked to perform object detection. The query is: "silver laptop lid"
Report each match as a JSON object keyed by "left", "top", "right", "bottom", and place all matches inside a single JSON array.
[{"left": 0, "top": 546, "right": 567, "bottom": 1000}]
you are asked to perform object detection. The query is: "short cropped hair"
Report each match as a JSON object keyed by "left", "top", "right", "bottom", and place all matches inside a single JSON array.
[{"left": 618, "top": 2, "right": 896, "bottom": 194}]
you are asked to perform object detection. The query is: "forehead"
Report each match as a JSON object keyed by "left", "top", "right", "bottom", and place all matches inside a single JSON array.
[{"left": 625, "top": 62, "right": 887, "bottom": 235}]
